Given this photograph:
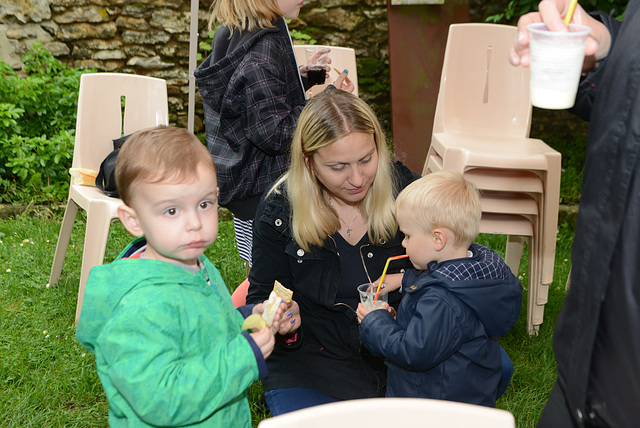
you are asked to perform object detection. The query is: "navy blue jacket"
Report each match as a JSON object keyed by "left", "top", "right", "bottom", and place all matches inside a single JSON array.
[{"left": 360, "top": 243, "right": 522, "bottom": 407}]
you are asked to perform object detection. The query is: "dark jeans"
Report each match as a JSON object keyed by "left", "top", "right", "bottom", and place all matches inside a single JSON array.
[
  {"left": 498, "top": 345, "right": 514, "bottom": 399},
  {"left": 264, "top": 387, "right": 340, "bottom": 416}
]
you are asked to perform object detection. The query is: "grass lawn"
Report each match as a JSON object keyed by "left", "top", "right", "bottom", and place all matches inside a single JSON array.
[{"left": 0, "top": 201, "right": 575, "bottom": 427}]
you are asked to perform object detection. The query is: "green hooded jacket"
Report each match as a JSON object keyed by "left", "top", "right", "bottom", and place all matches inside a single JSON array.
[{"left": 76, "top": 238, "right": 263, "bottom": 427}]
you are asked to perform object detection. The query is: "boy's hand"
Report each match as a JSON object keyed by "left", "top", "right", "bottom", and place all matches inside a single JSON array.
[
  {"left": 357, "top": 302, "right": 395, "bottom": 324},
  {"left": 278, "top": 300, "right": 301, "bottom": 336},
  {"left": 356, "top": 303, "right": 370, "bottom": 323},
  {"left": 250, "top": 327, "right": 276, "bottom": 360}
]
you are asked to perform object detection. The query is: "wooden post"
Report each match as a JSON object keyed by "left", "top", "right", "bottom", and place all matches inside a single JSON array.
[{"left": 387, "top": 0, "right": 469, "bottom": 174}]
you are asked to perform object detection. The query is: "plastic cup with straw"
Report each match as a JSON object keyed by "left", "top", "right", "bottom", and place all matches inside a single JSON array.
[
  {"left": 527, "top": 0, "right": 590, "bottom": 109},
  {"left": 372, "top": 254, "right": 409, "bottom": 305}
]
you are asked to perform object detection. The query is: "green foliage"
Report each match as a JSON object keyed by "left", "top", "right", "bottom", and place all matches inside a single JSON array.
[
  {"left": 0, "top": 103, "right": 24, "bottom": 140},
  {"left": 287, "top": 19, "right": 318, "bottom": 44},
  {"left": 0, "top": 42, "right": 95, "bottom": 204},
  {"left": 357, "top": 58, "right": 390, "bottom": 95},
  {"left": 486, "top": 0, "right": 628, "bottom": 23},
  {"left": 0, "top": 131, "right": 73, "bottom": 203},
  {"left": 197, "top": 30, "right": 215, "bottom": 63},
  {"left": 290, "top": 28, "right": 316, "bottom": 44}
]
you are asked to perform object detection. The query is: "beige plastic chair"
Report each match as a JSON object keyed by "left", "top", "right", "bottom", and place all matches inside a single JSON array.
[
  {"left": 49, "top": 73, "right": 169, "bottom": 323},
  {"left": 293, "top": 45, "right": 359, "bottom": 97},
  {"left": 257, "top": 398, "right": 515, "bottom": 428},
  {"left": 422, "top": 23, "right": 562, "bottom": 335}
]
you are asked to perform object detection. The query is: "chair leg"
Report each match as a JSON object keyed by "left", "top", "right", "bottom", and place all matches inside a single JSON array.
[
  {"left": 75, "top": 201, "right": 116, "bottom": 323},
  {"left": 504, "top": 235, "right": 524, "bottom": 276},
  {"left": 49, "top": 199, "right": 79, "bottom": 287}
]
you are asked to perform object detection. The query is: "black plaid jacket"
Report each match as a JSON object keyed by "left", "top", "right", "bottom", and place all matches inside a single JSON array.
[{"left": 195, "top": 17, "right": 307, "bottom": 220}]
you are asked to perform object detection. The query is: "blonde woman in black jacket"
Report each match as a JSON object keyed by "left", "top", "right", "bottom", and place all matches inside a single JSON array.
[{"left": 247, "top": 88, "right": 419, "bottom": 416}]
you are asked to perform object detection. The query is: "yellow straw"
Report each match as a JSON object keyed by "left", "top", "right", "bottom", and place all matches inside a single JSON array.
[
  {"left": 564, "top": 0, "right": 579, "bottom": 26},
  {"left": 373, "top": 254, "right": 409, "bottom": 304}
]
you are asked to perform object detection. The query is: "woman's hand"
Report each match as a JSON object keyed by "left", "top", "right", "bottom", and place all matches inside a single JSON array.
[
  {"left": 356, "top": 302, "right": 369, "bottom": 323},
  {"left": 299, "top": 48, "right": 331, "bottom": 80},
  {"left": 277, "top": 300, "right": 301, "bottom": 336},
  {"left": 373, "top": 272, "right": 403, "bottom": 293},
  {"left": 509, "top": 0, "right": 611, "bottom": 72},
  {"left": 332, "top": 70, "right": 355, "bottom": 93}
]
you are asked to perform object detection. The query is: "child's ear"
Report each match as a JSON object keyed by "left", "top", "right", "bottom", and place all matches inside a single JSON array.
[
  {"left": 433, "top": 228, "right": 447, "bottom": 251},
  {"left": 117, "top": 205, "right": 144, "bottom": 237}
]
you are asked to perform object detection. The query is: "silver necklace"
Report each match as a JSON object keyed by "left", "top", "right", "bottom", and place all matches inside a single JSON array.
[{"left": 327, "top": 197, "right": 361, "bottom": 237}]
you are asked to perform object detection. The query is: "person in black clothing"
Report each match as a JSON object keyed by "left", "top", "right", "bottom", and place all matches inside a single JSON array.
[
  {"left": 511, "top": 0, "right": 640, "bottom": 426},
  {"left": 247, "top": 88, "right": 419, "bottom": 416}
]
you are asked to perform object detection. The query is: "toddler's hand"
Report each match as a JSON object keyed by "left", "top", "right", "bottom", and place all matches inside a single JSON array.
[
  {"left": 356, "top": 303, "right": 369, "bottom": 323},
  {"left": 250, "top": 327, "right": 275, "bottom": 360},
  {"left": 386, "top": 304, "right": 397, "bottom": 319}
]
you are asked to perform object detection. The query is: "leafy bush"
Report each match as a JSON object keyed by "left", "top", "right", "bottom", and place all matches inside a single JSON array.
[{"left": 0, "top": 42, "right": 95, "bottom": 204}]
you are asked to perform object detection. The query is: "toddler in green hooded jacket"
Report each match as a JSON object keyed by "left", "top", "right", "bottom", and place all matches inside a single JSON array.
[{"left": 76, "top": 125, "right": 295, "bottom": 427}]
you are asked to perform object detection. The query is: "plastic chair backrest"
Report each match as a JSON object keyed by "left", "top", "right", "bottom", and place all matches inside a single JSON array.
[
  {"left": 434, "top": 24, "right": 531, "bottom": 138},
  {"left": 293, "top": 45, "right": 359, "bottom": 96},
  {"left": 73, "top": 73, "right": 169, "bottom": 171},
  {"left": 257, "top": 398, "right": 515, "bottom": 428}
]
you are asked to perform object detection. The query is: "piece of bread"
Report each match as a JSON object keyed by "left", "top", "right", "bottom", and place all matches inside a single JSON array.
[
  {"left": 273, "top": 280, "right": 293, "bottom": 303},
  {"left": 69, "top": 168, "right": 98, "bottom": 186},
  {"left": 262, "top": 280, "right": 293, "bottom": 326}
]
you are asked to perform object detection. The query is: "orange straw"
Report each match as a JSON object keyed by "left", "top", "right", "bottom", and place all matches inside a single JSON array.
[
  {"left": 564, "top": 0, "right": 579, "bottom": 25},
  {"left": 373, "top": 254, "right": 409, "bottom": 305}
]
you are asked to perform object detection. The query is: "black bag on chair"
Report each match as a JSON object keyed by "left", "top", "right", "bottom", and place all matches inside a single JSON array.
[{"left": 95, "top": 134, "right": 131, "bottom": 198}]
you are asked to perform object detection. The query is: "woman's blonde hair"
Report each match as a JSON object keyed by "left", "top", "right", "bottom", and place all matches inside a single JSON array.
[
  {"left": 272, "top": 88, "right": 398, "bottom": 251},
  {"left": 395, "top": 170, "right": 481, "bottom": 248},
  {"left": 208, "top": 0, "right": 283, "bottom": 34}
]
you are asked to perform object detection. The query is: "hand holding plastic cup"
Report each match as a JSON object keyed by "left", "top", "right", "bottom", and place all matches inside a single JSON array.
[
  {"left": 358, "top": 283, "right": 389, "bottom": 310},
  {"left": 527, "top": 23, "right": 591, "bottom": 109},
  {"left": 304, "top": 46, "right": 330, "bottom": 86}
]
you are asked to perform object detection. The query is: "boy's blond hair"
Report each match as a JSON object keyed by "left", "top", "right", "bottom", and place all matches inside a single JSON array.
[
  {"left": 208, "top": 0, "right": 283, "bottom": 34},
  {"left": 270, "top": 88, "right": 398, "bottom": 252},
  {"left": 396, "top": 170, "right": 481, "bottom": 248},
  {"left": 115, "top": 125, "right": 216, "bottom": 206}
]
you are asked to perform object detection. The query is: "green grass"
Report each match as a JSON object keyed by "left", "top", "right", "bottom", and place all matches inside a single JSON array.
[{"left": 0, "top": 204, "right": 574, "bottom": 427}]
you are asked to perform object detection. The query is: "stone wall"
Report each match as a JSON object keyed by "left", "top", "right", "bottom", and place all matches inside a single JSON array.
[{"left": 0, "top": 0, "right": 393, "bottom": 131}]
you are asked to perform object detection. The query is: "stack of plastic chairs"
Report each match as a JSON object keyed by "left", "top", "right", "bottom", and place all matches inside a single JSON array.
[
  {"left": 293, "top": 45, "right": 359, "bottom": 97},
  {"left": 422, "top": 24, "right": 561, "bottom": 335},
  {"left": 49, "top": 73, "right": 169, "bottom": 323}
]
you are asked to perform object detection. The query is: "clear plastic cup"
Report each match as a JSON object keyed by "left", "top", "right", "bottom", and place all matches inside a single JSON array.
[
  {"left": 358, "top": 283, "right": 389, "bottom": 310},
  {"left": 304, "top": 46, "right": 330, "bottom": 86},
  {"left": 527, "top": 23, "right": 591, "bottom": 109}
]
